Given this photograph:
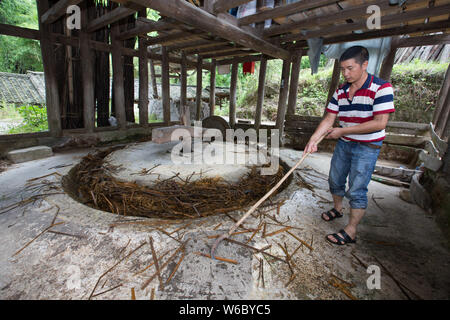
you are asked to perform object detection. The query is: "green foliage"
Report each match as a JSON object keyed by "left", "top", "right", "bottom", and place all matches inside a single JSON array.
[
  {"left": 0, "top": 0, "right": 42, "bottom": 73},
  {"left": 7, "top": 105, "right": 48, "bottom": 134}
]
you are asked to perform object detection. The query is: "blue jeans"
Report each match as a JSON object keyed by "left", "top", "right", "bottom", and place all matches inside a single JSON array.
[{"left": 328, "top": 139, "right": 381, "bottom": 209}]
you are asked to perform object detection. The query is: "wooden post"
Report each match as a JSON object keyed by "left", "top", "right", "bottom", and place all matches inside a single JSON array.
[
  {"left": 196, "top": 55, "right": 203, "bottom": 121},
  {"left": 111, "top": 23, "right": 127, "bottom": 129},
  {"left": 210, "top": 59, "right": 216, "bottom": 117},
  {"left": 275, "top": 58, "right": 292, "bottom": 138},
  {"left": 379, "top": 36, "right": 400, "bottom": 81},
  {"left": 36, "top": 0, "right": 62, "bottom": 137},
  {"left": 255, "top": 56, "right": 267, "bottom": 131},
  {"left": 161, "top": 46, "right": 171, "bottom": 125},
  {"left": 286, "top": 52, "right": 302, "bottom": 116},
  {"left": 80, "top": 2, "right": 95, "bottom": 133},
  {"left": 434, "top": 63, "right": 450, "bottom": 138},
  {"left": 138, "top": 10, "right": 149, "bottom": 127},
  {"left": 180, "top": 52, "right": 187, "bottom": 108},
  {"left": 149, "top": 59, "right": 158, "bottom": 99},
  {"left": 325, "top": 59, "right": 341, "bottom": 115},
  {"left": 229, "top": 58, "right": 239, "bottom": 128}
]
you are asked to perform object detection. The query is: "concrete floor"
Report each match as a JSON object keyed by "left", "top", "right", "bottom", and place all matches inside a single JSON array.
[{"left": 0, "top": 145, "right": 449, "bottom": 300}]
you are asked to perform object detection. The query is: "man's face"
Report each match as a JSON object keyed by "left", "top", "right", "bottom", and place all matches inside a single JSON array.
[{"left": 340, "top": 58, "right": 368, "bottom": 84}]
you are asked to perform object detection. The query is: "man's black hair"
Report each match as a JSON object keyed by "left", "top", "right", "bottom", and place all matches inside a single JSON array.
[{"left": 339, "top": 46, "right": 369, "bottom": 65}]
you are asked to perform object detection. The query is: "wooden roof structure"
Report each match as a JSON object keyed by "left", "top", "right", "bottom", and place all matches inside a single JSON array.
[{"left": 0, "top": 0, "right": 449, "bottom": 141}]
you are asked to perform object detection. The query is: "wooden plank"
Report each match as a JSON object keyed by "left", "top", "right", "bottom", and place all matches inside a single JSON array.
[
  {"left": 161, "top": 46, "right": 171, "bottom": 125},
  {"left": 120, "top": 0, "right": 291, "bottom": 60},
  {"left": 37, "top": 0, "right": 62, "bottom": 137},
  {"left": 196, "top": 55, "right": 203, "bottom": 121},
  {"left": 210, "top": 59, "right": 216, "bottom": 116},
  {"left": 229, "top": 59, "right": 239, "bottom": 128},
  {"left": 213, "top": 0, "right": 253, "bottom": 14},
  {"left": 396, "top": 34, "right": 450, "bottom": 48},
  {"left": 149, "top": 59, "right": 158, "bottom": 99},
  {"left": 80, "top": 3, "right": 95, "bottom": 133},
  {"left": 286, "top": 52, "right": 302, "bottom": 116},
  {"left": 111, "top": 23, "right": 127, "bottom": 129},
  {"left": 146, "top": 30, "right": 205, "bottom": 46},
  {"left": 87, "top": 6, "right": 136, "bottom": 33},
  {"left": 138, "top": 10, "right": 149, "bottom": 127},
  {"left": 239, "top": 0, "right": 337, "bottom": 27},
  {"left": 275, "top": 58, "right": 291, "bottom": 136},
  {"left": 117, "top": 17, "right": 177, "bottom": 40},
  {"left": 0, "top": 23, "right": 40, "bottom": 40},
  {"left": 432, "top": 63, "right": 450, "bottom": 130},
  {"left": 41, "top": 0, "right": 83, "bottom": 24},
  {"left": 379, "top": 36, "right": 400, "bottom": 82},
  {"left": 255, "top": 56, "right": 267, "bottom": 131},
  {"left": 283, "top": 3, "right": 450, "bottom": 43}
]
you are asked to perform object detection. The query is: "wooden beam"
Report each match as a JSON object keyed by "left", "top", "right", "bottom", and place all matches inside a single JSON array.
[
  {"left": 41, "top": 0, "right": 83, "bottom": 24},
  {"left": 196, "top": 55, "right": 203, "bottom": 121},
  {"left": 240, "top": 0, "right": 337, "bottom": 27},
  {"left": 0, "top": 23, "right": 40, "bottom": 40},
  {"left": 146, "top": 30, "right": 205, "bottom": 46},
  {"left": 161, "top": 46, "right": 171, "bottom": 125},
  {"left": 229, "top": 59, "right": 239, "bottom": 128},
  {"left": 213, "top": 0, "right": 253, "bottom": 14},
  {"left": 325, "top": 59, "right": 341, "bottom": 115},
  {"left": 121, "top": 0, "right": 291, "bottom": 60},
  {"left": 396, "top": 34, "right": 450, "bottom": 48},
  {"left": 87, "top": 6, "right": 136, "bottom": 33},
  {"left": 255, "top": 56, "right": 267, "bottom": 131},
  {"left": 80, "top": 3, "right": 95, "bottom": 133},
  {"left": 275, "top": 58, "right": 291, "bottom": 138},
  {"left": 201, "top": 50, "right": 257, "bottom": 60},
  {"left": 111, "top": 23, "right": 127, "bottom": 129},
  {"left": 379, "top": 36, "right": 400, "bottom": 81},
  {"left": 433, "top": 63, "right": 450, "bottom": 136},
  {"left": 37, "top": 0, "right": 62, "bottom": 137},
  {"left": 286, "top": 52, "right": 302, "bottom": 116},
  {"left": 138, "top": 10, "right": 149, "bottom": 127},
  {"left": 210, "top": 59, "right": 216, "bottom": 116}
]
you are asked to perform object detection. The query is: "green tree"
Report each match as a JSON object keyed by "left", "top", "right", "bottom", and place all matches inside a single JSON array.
[{"left": 0, "top": 0, "right": 42, "bottom": 73}]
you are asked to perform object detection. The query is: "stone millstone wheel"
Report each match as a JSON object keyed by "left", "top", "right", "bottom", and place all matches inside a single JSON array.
[{"left": 202, "top": 116, "right": 231, "bottom": 139}]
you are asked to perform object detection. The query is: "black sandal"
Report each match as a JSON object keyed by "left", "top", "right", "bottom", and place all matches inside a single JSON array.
[
  {"left": 321, "top": 208, "right": 343, "bottom": 221},
  {"left": 326, "top": 229, "right": 357, "bottom": 245}
]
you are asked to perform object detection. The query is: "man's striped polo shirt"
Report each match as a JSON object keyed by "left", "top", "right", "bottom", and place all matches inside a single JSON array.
[{"left": 326, "top": 73, "right": 395, "bottom": 143}]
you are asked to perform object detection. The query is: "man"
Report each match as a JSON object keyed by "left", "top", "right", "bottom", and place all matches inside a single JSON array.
[{"left": 305, "top": 46, "right": 395, "bottom": 245}]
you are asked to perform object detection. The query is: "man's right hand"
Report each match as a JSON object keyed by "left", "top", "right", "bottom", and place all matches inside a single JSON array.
[{"left": 304, "top": 140, "right": 318, "bottom": 154}]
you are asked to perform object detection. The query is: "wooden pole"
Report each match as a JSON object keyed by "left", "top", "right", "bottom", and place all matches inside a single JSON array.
[
  {"left": 229, "top": 58, "right": 239, "bottom": 128},
  {"left": 325, "top": 59, "right": 341, "bottom": 116},
  {"left": 196, "top": 55, "right": 203, "bottom": 121},
  {"left": 210, "top": 59, "right": 216, "bottom": 117},
  {"left": 275, "top": 58, "right": 292, "bottom": 140},
  {"left": 379, "top": 36, "right": 400, "bottom": 81},
  {"left": 138, "top": 10, "right": 149, "bottom": 127},
  {"left": 161, "top": 46, "right": 171, "bottom": 125},
  {"left": 36, "top": 0, "right": 62, "bottom": 137},
  {"left": 149, "top": 59, "right": 158, "bottom": 99},
  {"left": 111, "top": 22, "right": 127, "bottom": 129},
  {"left": 286, "top": 52, "right": 302, "bottom": 116},
  {"left": 434, "top": 64, "right": 450, "bottom": 138},
  {"left": 180, "top": 52, "right": 187, "bottom": 108},
  {"left": 255, "top": 56, "right": 267, "bottom": 131},
  {"left": 80, "top": 2, "right": 95, "bottom": 133}
]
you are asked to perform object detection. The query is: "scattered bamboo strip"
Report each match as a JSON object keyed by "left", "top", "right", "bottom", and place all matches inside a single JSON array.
[
  {"left": 91, "top": 284, "right": 123, "bottom": 298},
  {"left": 165, "top": 250, "right": 186, "bottom": 285},
  {"left": 131, "top": 288, "right": 136, "bottom": 300},
  {"left": 141, "top": 240, "right": 189, "bottom": 290},
  {"left": 246, "top": 224, "right": 261, "bottom": 244},
  {"left": 194, "top": 252, "right": 238, "bottom": 265},
  {"left": 150, "top": 288, "right": 155, "bottom": 300},
  {"left": 134, "top": 250, "right": 171, "bottom": 276},
  {"left": 286, "top": 230, "right": 314, "bottom": 252},
  {"left": 285, "top": 273, "right": 297, "bottom": 288},
  {"left": 261, "top": 258, "right": 265, "bottom": 288},
  {"left": 328, "top": 275, "right": 357, "bottom": 300},
  {"left": 149, "top": 237, "right": 164, "bottom": 291},
  {"left": 50, "top": 205, "right": 61, "bottom": 225},
  {"left": 47, "top": 230, "right": 85, "bottom": 239},
  {"left": 27, "top": 172, "right": 61, "bottom": 182},
  {"left": 207, "top": 229, "right": 256, "bottom": 239},
  {"left": 12, "top": 221, "right": 64, "bottom": 257},
  {"left": 213, "top": 223, "right": 223, "bottom": 230},
  {"left": 89, "top": 242, "right": 146, "bottom": 300},
  {"left": 223, "top": 238, "right": 285, "bottom": 263},
  {"left": 264, "top": 226, "right": 292, "bottom": 238}
]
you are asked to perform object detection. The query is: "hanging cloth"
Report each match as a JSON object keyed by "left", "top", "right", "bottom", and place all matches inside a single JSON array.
[{"left": 243, "top": 62, "right": 255, "bottom": 75}]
